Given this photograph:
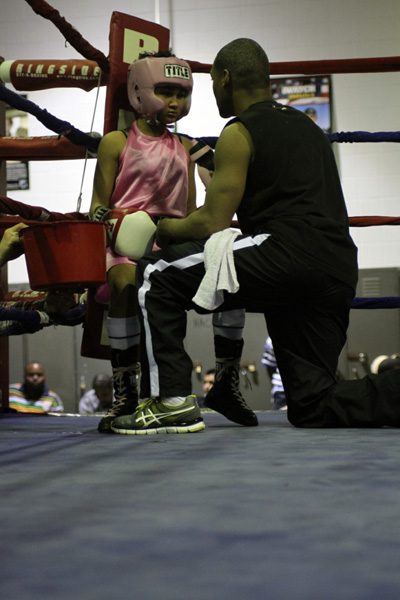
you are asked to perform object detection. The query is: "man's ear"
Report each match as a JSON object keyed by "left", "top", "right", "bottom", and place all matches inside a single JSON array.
[{"left": 222, "top": 68, "right": 231, "bottom": 87}]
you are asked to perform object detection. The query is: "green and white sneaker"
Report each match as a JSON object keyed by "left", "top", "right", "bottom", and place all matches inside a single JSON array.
[{"left": 110, "top": 395, "right": 205, "bottom": 435}]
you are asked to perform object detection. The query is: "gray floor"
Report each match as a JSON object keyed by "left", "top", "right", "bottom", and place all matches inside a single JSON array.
[{"left": 1, "top": 410, "right": 400, "bottom": 599}]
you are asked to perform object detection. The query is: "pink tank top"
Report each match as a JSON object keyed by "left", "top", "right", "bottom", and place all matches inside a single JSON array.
[{"left": 110, "top": 120, "right": 189, "bottom": 218}]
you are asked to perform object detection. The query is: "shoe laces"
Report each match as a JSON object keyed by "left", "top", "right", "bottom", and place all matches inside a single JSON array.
[
  {"left": 137, "top": 398, "right": 152, "bottom": 411},
  {"left": 217, "top": 365, "right": 250, "bottom": 410},
  {"left": 104, "top": 396, "right": 128, "bottom": 417},
  {"left": 104, "top": 368, "right": 139, "bottom": 416},
  {"left": 113, "top": 369, "right": 127, "bottom": 400},
  {"left": 113, "top": 367, "right": 138, "bottom": 399}
]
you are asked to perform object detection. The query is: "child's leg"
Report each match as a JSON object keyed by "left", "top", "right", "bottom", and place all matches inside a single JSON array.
[{"left": 98, "top": 264, "right": 141, "bottom": 432}]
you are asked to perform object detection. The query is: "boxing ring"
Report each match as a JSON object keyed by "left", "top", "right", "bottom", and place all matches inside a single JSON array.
[{"left": 0, "top": 0, "right": 399, "bottom": 410}]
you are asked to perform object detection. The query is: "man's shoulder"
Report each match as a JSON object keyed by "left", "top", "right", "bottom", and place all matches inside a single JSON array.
[
  {"left": 79, "top": 390, "right": 100, "bottom": 413},
  {"left": 80, "top": 389, "right": 96, "bottom": 402},
  {"left": 9, "top": 382, "right": 23, "bottom": 395},
  {"left": 218, "top": 120, "right": 253, "bottom": 156}
]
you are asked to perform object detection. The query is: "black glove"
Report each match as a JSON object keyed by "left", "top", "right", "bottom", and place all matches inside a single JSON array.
[
  {"left": 50, "top": 303, "right": 86, "bottom": 326},
  {"left": 91, "top": 206, "right": 109, "bottom": 222}
]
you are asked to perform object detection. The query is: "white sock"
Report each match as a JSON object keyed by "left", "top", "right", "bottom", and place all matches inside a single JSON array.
[
  {"left": 161, "top": 396, "right": 187, "bottom": 407},
  {"left": 106, "top": 316, "right": 140, "bottom": 350}
]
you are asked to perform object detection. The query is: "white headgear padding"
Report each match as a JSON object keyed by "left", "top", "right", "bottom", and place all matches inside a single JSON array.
[
  {"left": 105, "top": 208, "right": 157, "bottom": 260},
  {"left": 127, "top": 55, "right": 193, "bottom": 121}
]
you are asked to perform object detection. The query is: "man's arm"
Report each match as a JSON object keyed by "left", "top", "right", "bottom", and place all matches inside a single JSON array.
[
  {"left": 0, "top": 223, "right": 28, "bottom": 267},
  {"left": 156, "top": 122, "right": 252, "bottom": 247},
  {"left": 180, "top": 136, "right": 197, "bottom": 215}
]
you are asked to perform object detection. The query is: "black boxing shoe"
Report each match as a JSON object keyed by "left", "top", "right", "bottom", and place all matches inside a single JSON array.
[
  {"left": 204, "top": 365, "right": 258, "bottom": 426},
  {"left": 98, "top": 365, "right": 139, "bottom": 433}
]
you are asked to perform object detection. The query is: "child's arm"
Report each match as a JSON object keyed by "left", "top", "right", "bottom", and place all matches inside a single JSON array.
[{"left": 89, "top": 131, "right": 126, "bottom": 220}]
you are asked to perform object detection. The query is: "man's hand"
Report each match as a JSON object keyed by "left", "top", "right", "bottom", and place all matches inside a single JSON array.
[
  {"left": 44, "top": 289, "right": 77, "bottom": 314},
  {"left": 155, "top": 218, "right": 173, "bottom": 249},
  {"left": 0, "top": 223, "right": 28, "bottom": 266}
]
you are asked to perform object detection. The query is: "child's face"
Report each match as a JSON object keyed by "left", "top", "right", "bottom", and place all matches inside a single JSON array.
[{"left": 154, "top": 85, "right": 190, "bottom": 124}]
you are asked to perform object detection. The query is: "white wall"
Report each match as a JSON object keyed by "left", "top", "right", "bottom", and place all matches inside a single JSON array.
[{"left": 1, "top": 0, "right": 399, "bottom": 283}]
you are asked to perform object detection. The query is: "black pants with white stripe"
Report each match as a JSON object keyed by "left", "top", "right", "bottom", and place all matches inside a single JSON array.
[{"left": 137, "top": 234, "right": 400, "bottom": 428}]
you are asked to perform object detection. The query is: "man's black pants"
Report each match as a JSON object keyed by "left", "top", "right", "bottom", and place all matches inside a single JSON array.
[{"left": 137, "top": 234, "right": 400, "bottom": 428}]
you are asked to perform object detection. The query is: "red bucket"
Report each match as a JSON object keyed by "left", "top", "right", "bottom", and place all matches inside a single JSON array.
[{"left": 21, "top": 221, "right": 106, "bottom": 291}]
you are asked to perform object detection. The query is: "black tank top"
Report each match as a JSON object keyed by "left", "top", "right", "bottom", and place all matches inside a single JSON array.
[{"left": 231, "top": 100, "right": 358, "bottom": 289}]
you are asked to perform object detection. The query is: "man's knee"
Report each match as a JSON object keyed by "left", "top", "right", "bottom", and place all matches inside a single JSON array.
[
  {"left": 137, "top": 252, "right": 158, "bottom": 281},
  {"left": 286, "top": 402, "right": 329, "bottom": 428}
]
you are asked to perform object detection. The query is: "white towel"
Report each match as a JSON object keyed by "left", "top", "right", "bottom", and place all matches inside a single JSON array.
[{"left": 192, "top": 228, "right": 240, "bottom": 310}]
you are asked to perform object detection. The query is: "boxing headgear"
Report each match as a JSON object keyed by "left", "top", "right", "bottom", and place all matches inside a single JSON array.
[{"left": 127, "top": 56, "right": 193, "bottom": 121}]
